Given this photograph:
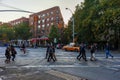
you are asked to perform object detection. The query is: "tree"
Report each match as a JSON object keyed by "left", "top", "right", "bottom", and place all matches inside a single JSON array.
[
  {"left": 14, "top": 22, "right": 32, "bottom": 40},
  {"left": 49, "top": 25, "right": 60, "bottom": 43},
  {"left": 0, "top": 24, "right": 15, "bottom": 42},
  {"left": 66, "top": 0, "right": 120, "bottom": 50}
]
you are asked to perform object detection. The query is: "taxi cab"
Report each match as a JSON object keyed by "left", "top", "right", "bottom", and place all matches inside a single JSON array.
[{"left": 62, "top": 43, "right": 80, "bottom": 52}]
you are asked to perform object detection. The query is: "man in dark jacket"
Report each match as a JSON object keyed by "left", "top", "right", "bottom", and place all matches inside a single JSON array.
[
  {"left": 10, "top": 45, "right": 17, "bottom": 61},
  {"left": 45, "top": 44, "right": 50, "bottom": 59},
  {"left": 5, "top": 47, "right": 11, "bottom": 63},
  {"left": 77, "top": 42, "right": 87, "bottom": 61},
  {"left": 47, "top": 45, "right": 56, "bottom": 62},
  {"left": 105, "top": 43, "right": 113, "bottom": 58}
]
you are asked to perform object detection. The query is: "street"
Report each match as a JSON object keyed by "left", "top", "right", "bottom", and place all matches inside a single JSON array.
[{"left": 0, "top": 47, "right": 120, "bottom": 80}]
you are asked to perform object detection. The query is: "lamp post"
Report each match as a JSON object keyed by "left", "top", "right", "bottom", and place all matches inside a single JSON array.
[{"left": 66, "top": 8, "right": 75, "bottom": 42}]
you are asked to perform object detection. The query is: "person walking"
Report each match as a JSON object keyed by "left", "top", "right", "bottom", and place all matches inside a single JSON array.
[
  {"left": 10, "top": 45, "right": 17, "bottom": 61},
  {"left": 45, "top": 43, "right": 50, "bottom": 59},
  {"left": 90, "top": 44, "right": 97, "bottom": 61},
  {"left": 77, "top": 42, "right": 87, "bottom": 61},
  {"left": 21, "top": 43, "right": 26, "bottom": 54},
  {"left": 47, "top": 45, "right": 56, "bottom": 62},
  {"left": 77, "top": 44, "right": 82, "bottom": 60},
  {"left": 105, "top": 43, "right": 113, "bottom": 59},
  {"left": 5, "top": 46, "right": 11, "bottom": 63},
  {"left": 52, "top": 45, "right": 57, "bottom": 61}
]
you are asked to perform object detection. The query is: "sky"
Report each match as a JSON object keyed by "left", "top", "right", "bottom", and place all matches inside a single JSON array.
[{"left": 0, "top": 0, "right": 84, "bottom": 24}]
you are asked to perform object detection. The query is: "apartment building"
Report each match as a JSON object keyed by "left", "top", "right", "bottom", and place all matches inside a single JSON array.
[
  {"left": 9, "top": 17, "right": 29, "bottom": 26},
  {"left": 29, "top": 6, "right": 64, "bottom": 38}
]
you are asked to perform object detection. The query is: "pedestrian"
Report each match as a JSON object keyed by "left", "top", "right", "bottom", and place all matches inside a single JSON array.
[
  {"left": 90, "top": 44, "right": 97, "bottom": 61},
  {"left": 21, "top": 43, "right": 26, "bottom": 54},
  {"left": 52, "top": 45, "right": 57, "bottom": 61},
  {"left": 47, "top": 45, "right": 56, "bottom": 62},
  {"left": 10, "top": 45, "right": 17, "bottom": 61},
  {"left": 5, "top": 46, "right": 11, "bottom": 63},
  {"left": 77, "top": 44, "right": 82, "bottom": 60},
  {"left": 45, "top": 43, "right": 50, "bottom": 59},
  {"left": 77, "top": 42, "right": 87, "bottom": 61},
  {"left": 105, "top": 43, "right": 113, "bottom": 59}
]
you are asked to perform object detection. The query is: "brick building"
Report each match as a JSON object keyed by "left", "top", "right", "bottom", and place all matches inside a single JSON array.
[
  {"left": 29, "top": 6, "right": 64, "bottom": 38},
  {"left": 9, "top": 17, "right": 29, "bottom": 26}
]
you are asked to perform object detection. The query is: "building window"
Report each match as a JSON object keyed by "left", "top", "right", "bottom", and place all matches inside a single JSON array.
[
  {"left": 42, "top": 24, "right": 45, "bottom": 28},
  {"left": 47, "top": 18, "right": 49, "bottom": 22},
  {"left": 38, "top": 15, "right": 41, "bottom": 19},
  {"left": 38, "top": 20, "right": 41, "bottom": 24},
  {"left": 56, "top": 10, "right": 59, "bottom": 14},
  {"left": 42, "top": 19, "right": 45, "bottom": 23},
  {"left": 42, "top": 14, "right": 45, "bottom": 18},
  {"left": 38, "top": 25, "right": 41, "bottom": 28},
  {"left": 47, "top": 13, "right": 49, "bottom": 16},
  {"left": 47, "top": 23, "right": 49, "bottom": 27},
  {"left": 51, "top": 11, "right": 53, "bottom": 15},
  {"left": 56, "top": 17, "right": 59, "bottom": 23},
  {"left": 51, "top": 17, "right": 54, "bottom": 21},
  {"left": 51, "top": 23, "right": 53, "bottom": 25}
]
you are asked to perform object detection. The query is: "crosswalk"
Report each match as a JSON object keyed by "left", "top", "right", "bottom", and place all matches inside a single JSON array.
[
  {"left": 18, "top": 57, "right": 120, "bottom": 70},
  {"left": 0, "top": 56, "right": 120, "bottom": 71}
]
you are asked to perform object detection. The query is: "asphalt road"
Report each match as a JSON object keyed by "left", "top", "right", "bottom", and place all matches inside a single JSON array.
[{"left": 0, "top": 47, "right": 120, "bottom": 80}]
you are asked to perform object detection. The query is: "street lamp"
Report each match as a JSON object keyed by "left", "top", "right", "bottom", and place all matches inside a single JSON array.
[{"left": 66, "top": 8, "right": 75, "bottom": 43}]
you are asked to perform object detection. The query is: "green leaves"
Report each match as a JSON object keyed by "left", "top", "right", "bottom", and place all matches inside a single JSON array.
[
  {"left": 0, "top": 22, "right": 32, "bottom": 41},
  {"left": 66, "top": 0, "right": 120, "bottom": 46},
  {"left": 49, "top": 25, "right": 60, "bottom": 43},
  {"left": 14, "top": 22, "right": 32, "bottom": 40}
]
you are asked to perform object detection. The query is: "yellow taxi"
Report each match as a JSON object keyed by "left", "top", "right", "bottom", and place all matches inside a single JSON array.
[{"left": 62, "top": 43, "right": 80, "bottom": 52}]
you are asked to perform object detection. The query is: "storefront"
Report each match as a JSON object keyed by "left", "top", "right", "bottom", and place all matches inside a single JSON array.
[{"left": 30, "top": 36, "right": 49, "bottom": 47}]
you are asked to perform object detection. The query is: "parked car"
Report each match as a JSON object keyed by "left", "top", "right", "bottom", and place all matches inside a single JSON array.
[{"left": 62, "top": 43, "right": 80, "bottom": 52}]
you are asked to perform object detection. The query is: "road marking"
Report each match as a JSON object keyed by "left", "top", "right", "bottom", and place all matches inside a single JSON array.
[
  {"left": 46, "top": 70, "right": 86, "bottom": 80},
  {"left": 107, "top": 67, "right": 119, "bottom": 71},
  {"left": 22, "top": 65, "right": 100, "bottom": 68}
]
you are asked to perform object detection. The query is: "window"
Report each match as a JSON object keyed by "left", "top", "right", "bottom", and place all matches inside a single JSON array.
[
  {"left": 38, "top": 25, "right": 41, "bottom": 28},
  {"left": 42, "top": 24, "right": 45, "bottom": 28},
  {"left": 51, "top": 17, "right": 54, "bottom": 21},
  {"left": 38, "top": 20, "right": 41, "bottom": 24},
  {"left": 47, "top": 13, "right": 49, "bottom": 16},
  {"left": 42, "top": 14, "right": 46, "bottom": 18},
  {"left": 42, "top": 19, "right": 45, "bottom": 23},
  {"left": 56, "top": 10, "right": 59, "bottom": 14},
  {"left": 47, "top": 23, "right": 49, "bottom": 27},
  {"left": 51, "top": 11, "right": 53, "bottom": 15},
  {"left": 38, "top": 15, "right": 41, "bottom": 18},
  {"left": 56, "top": 17, "right": 59, "bottom": 23},
  {"left": 51, "top": 23, "right": 53, "bottom": 25},
  {"left": 47, "top": 18, "right": 49, "bottom": 22}
]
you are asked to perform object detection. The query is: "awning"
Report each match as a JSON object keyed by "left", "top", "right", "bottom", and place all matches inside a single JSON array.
[
  {"left": 30, "top": 36, "right": 49, "bottom": 42},
  {"left": 30, "top": 38, "right": 37, "bottom": 42},
  {"left": 38, "top": 36, "right": 49, "bottom": 40}
]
